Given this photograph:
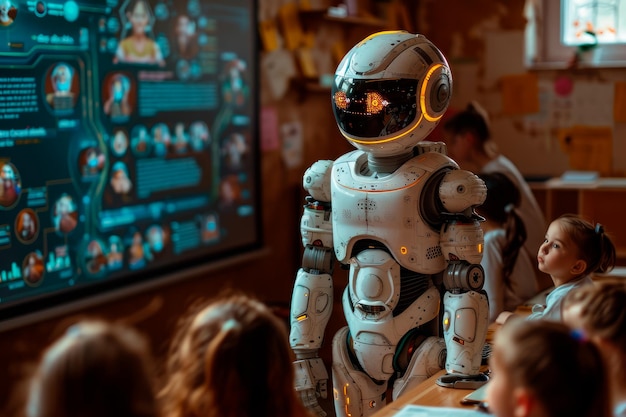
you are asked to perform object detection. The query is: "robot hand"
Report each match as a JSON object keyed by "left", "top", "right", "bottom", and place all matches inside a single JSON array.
[{"left": 294, "top": 357, "right": 329, "bottom": 417}]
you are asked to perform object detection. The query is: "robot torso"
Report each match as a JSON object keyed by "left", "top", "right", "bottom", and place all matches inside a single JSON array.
[{"left": 331, "top": 149, "right": 456, "bottom": 275}]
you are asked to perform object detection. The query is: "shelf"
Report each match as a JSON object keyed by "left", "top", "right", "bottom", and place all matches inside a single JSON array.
[
  {"left": 531, "top": 177, "right": 626, "bottom": 190},
  {"left": 299, "top": 9, "right": 386, "bottom": 28}
]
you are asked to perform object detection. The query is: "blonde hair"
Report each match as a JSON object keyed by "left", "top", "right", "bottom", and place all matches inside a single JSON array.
[
  {"left": 27, "top": 320, "right": 158, "bottom": 417},
  {"left": 564, "top": 279, "right": 626, "bottom": 372},
  {"left": 495, "top": 319, "right": 611, "bottom": 417},
  {"left": 159, "top": 291, "right": 308, "bottom": 417}
]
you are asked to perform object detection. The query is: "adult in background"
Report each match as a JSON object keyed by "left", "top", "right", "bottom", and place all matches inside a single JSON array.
[{"left": 441, "top": 101, "right": 549, "bottom": 291}]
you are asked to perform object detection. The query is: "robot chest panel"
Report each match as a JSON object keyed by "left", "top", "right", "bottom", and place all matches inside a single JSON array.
[
  {"left": 332, "top": 181, "right": 420, "bottom": 225},
  {"left": 331, "top": 162, "right": 434, "bottom": 262}
]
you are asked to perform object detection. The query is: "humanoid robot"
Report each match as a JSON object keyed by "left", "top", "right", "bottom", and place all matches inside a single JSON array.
[{"left": 289, "top": 31, "right": 489, "bottom": 417}]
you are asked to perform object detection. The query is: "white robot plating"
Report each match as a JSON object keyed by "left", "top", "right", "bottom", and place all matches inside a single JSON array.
[{"left": 290, "top": 31, "right": 489, "bottom": 417}]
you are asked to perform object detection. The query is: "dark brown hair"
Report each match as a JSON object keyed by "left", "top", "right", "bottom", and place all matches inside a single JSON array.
[
  {"left": 27, "top": 320, "right": 158, "bottom": 417},
  {"left": 555, "top": 213, "right": 616, "bottom": 276},
  {"left": 443, "top": 101, "right": 490, "bottom": 144},
  {"left": 478, "top": 172, "right": 526, "bottom": 287}
]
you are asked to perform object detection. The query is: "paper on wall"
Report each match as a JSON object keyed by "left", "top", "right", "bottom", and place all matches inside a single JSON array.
[
  {"left": 484, "top": 30, "right": 525, "bottom": 89},
  {"left": 281, "top": 120, "right": 303, "bottom": 168},
  {"left": 260, "top": 106, "right": 280, "bottom": 152},
  {"left": 570, "top": 81, "right": 614, "bottom": 126},
  {"left": 261, "top": 49, "right": 297, "bottom": 100}
]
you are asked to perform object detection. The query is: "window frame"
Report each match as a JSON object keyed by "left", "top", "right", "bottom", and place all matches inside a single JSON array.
[{"left": 526, "top": 0, "right": 626, "bottom": 69}]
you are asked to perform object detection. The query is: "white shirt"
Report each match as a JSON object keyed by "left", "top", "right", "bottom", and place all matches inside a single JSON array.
[
  {"left": 526, "top": 275, "right": 594, "bottom": 321},
  {"left": 615, "top": 401, "right": 626, "bottom": 417},
  {"left": 482, "top": 155, "right": 548, "bottom": 287},
  {"left": 482, "top": 228, "right": 538, "bottom": 323}
]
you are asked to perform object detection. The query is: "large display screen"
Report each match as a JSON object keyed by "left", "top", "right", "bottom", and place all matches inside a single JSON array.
[{"left": 0, "top": 0, "right": 261, "bottom": 326}]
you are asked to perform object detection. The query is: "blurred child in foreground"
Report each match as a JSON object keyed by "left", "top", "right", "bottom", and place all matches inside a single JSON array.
[
  {"left": 25, "top": 319, "right": 159, "bottom": 417},
  {"left": 487, "top": 318, "right": 611, "bottom": 417},
  {"left": 563, "top": 279, "right": 626, "bottom": 417},
  {"left": 159, "top": 291, "right": 312, "bottom": 417}
]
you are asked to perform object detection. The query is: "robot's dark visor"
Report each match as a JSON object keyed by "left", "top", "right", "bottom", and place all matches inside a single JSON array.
[{"left": 331, "top": 77, "right": 419, "bottom": 140}]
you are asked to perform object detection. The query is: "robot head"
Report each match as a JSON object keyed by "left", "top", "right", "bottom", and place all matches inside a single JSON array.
[{"left": 331, "top": 31, "right": 452, "bottom": 157}]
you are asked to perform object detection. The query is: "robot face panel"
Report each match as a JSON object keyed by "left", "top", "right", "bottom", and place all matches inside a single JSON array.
[{"left": 332, "top": 78, "right": 418, "bottom": 141}]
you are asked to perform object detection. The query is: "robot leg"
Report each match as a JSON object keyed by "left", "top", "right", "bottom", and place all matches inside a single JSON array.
[
  {"left": 332, "top": 327, "right": 388, "bottom": 417},
  {"left": 438, "top": 290, "right": 489, "bottom": 388},
  {"left": 391, "top": 336, "right": 446, "bottom": 399}
]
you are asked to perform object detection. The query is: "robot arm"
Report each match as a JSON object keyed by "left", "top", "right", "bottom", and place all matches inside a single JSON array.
[
  {"left": 439, "top": 169, "right": 487, "bottom": 222},
  {"left": 440, "top": 267, "right": 489, "bottom": 379},
  {"left": 437, "top": 169, "right": 490, "bottom": 387},
  {"left": 290, "top": 160, "right": 335, "bottom": 417},
  {"left": 291, "top": 250, "right": 333, "bottom": 417},
  {"left": 290, "top": 245, "right": 334, "bottom": 359}
]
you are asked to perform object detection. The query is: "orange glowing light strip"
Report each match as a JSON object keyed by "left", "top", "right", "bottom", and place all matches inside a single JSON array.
[
  {"left": 358, "top": 30, "right": 405, "bottom": 46},
  {"left": 420, "top": 63, "right": 444, "bottom": 122}
]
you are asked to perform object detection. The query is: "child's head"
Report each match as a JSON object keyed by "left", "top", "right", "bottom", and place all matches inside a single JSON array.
[
  {"left": 477, "top": 172, "right": 521, "bottom": 225},
  {"left": 27, "top": 320, "right": 158, "bottom": 417},
  {"left": 160, "top": 292, "right": 299, "bottom": 417},
  {"left": 563, "top": 280, "right": 626, "bottom": 384},
  {"left": 487, "top": 318, "right": 611, "bottom": 417},
  {"left": 538, "top": 214, "right": 616, "bottom": 284},
  {"left": 441, "top": 101, "right": 492, "bottom": 163}
]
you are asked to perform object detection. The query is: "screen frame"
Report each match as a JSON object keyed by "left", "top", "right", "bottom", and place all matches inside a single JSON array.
[
  {"left": 0, "top": 247, "right": 268, "bottom": 333},
  {"left": 0, "top": 0, "right": 264, "bottom": 331}
]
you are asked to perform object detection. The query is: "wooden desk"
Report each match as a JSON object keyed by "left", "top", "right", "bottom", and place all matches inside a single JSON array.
[{"left": 373, "top": 370, "right": 480, "bottom": 417}]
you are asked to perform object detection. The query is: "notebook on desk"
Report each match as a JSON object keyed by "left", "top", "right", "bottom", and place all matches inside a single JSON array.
[
  {"left": 460, "top": 381, "right": 490, "bottom": 406},
  {"left": 392, "top": 404, "right": 486, "bottom": 417}
]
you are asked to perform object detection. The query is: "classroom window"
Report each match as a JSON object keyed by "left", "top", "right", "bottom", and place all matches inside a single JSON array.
[{"left": 526, "top": 0, "right": 626, "bottom": 67}]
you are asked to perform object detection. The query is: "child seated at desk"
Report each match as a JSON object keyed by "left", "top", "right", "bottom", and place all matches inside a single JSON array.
[
  {"left": 159, "top": 291, "right": 313, "bottom": 417},
  {"left": 497, "top": 213, "right": 616, "bottom": 323},
  {"left": 24, "top": 319, "right": 159, "bottom": 417},
  {"left": 486, "top": 319, "right": 611, "bottom": 417},
  {"left": 527, "top": 214, "right": 616, "bottom": 321},
  {"left": 563, "top": 279, "right": 626, "bottom": 417},
  {"left": 477, "top": 172, "right": 538, "bottom": 323}
]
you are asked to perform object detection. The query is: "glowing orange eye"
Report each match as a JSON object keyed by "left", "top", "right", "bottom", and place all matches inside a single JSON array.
[
  {"left": 366, "top": 91, "right": 384, "bottom": 114},
  {"left": 334, "top": 91, "right": 348, "bottom": 109}
]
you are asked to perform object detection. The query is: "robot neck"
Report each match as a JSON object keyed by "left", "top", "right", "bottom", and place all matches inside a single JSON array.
[{"left": 365, "top": 151, "right": 413, "bottom": 176}]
